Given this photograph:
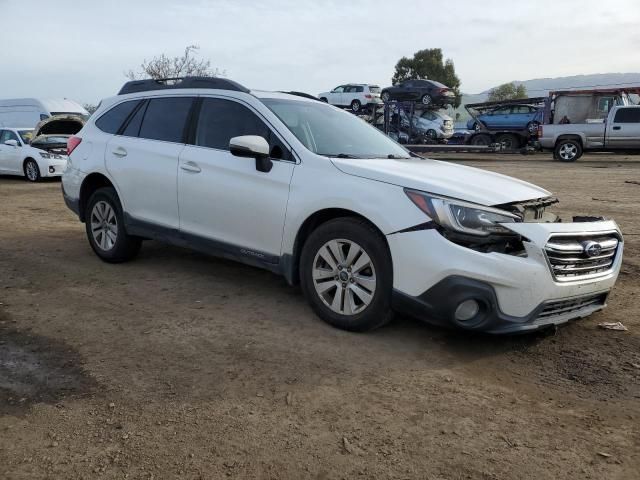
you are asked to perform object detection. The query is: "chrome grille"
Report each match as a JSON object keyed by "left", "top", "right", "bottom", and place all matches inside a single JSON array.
[
  {"left": 545, "top": 233, "right": 620, "bottom": 281},
  {"left": 537, "top": 293, "right": 607, "bottom": 320}
]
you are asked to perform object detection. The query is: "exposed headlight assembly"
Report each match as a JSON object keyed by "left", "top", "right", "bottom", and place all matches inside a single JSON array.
[
  {"left": 405, "top": 189, "right": 520, "bottom": 237},
  {"left": 39, "top": 152, "right": 51, "bottom": 159}
]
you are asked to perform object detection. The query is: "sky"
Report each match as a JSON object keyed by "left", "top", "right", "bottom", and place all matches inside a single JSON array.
[{"left": 1, "top": 0, "right": 639, "bottom": 105}]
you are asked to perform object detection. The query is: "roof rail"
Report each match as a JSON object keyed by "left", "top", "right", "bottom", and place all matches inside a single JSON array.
[{"left": 117, "top": 77, "right": 250, "bottom": 95}]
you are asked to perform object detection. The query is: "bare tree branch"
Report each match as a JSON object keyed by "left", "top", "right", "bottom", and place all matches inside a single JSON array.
[{"left": 125, "top": 45, "right": 224, "bottom": 80}]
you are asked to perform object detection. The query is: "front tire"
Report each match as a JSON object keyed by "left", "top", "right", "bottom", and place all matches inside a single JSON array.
[
  {"left": 24, "top": 159, "right": 41, "bottom": 182},
  {"left": 85, "top": 187, "right": 141, "bottom": 263},
  {"left": 300, "top": 218, "right": 393, "bottom": 332},
  {"left": 554, "top": 139, "right": 582, "bottom": 162}
]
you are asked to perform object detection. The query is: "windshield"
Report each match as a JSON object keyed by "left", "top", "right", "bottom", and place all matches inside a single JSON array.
[
  {"left": 262, "top": 98, "right": 410, "bottom": 159},
  {"left": 17, "top": 130, "right": 33, "bottom": 144}
]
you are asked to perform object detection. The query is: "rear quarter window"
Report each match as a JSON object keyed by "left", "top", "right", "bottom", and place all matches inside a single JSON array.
[{"left": 95, "top": 100, "right": 141, "bottom": 134}]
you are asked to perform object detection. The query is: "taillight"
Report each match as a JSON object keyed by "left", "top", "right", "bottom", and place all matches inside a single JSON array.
[
  {"left": 537, "top": 125, "right": 543, "bottom": 137},
  {"left": 67, "top": 136, "right": 82, "bottom": 156},
  {"left": 364, "top": 94, "right": 372, "bottom": 99}
]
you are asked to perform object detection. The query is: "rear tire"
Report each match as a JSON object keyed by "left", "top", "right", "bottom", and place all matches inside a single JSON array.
[
  {"left": 470, "top": 134, "right": 492, "bottom": 146},
  {"left": 23, "top": 159, "right": 41, "bottom": 182},
  {"left": 421, "top": 94, "right": 433, "bottom": 106},
  {"left": 554, "top": 139, "right": 582, "bottom": 162},
  {"left": 495, "top": 133, "right": 520, "bottom": 150},
  {"left": 350, "top": 99, "right": 361, "bottom": 112},
  {"left": 300, "top": 218, "right": 393, "bottom": 332},
  {"left": 85, "top": 187, "right": 141, "bottom": 263},
  {"left": 320, "top": 97, "right": 328, "bottom": 103}
]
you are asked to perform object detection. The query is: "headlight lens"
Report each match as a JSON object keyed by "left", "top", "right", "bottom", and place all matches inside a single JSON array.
[
  {"left": 38, "top": 152, "right": 51, "bottom": 159},
  {"left": 405, "top": 189, "right": 520, "bottom": 237}
]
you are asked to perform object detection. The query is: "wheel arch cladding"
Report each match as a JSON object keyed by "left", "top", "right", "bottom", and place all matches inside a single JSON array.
[
  {"left": 284, "top": 208, "right": 390, "bottom": 286},
  {"left": 556, "top": 134, "right": 583, "bottom": 146},
  {"left": 79, "top": 173, "right": 115, "bottom": 222}
]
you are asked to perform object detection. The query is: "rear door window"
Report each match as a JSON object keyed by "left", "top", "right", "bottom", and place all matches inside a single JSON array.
[
  {"left": 95, "top": 100, "right": 141, "bottom": 134},
  {"left": 138, "top": 97, "right": 194, "bottom": 143},
  {"left": 194, "top": 98, "right": 290, "bottom": 160},
  {"left": 614, "top": 108, "right": 640, "bottom": 123}
]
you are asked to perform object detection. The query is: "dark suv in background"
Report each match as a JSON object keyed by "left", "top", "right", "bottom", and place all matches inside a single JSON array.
[{"left": 381, "top": 79, "right": 456, "bottom": 106}]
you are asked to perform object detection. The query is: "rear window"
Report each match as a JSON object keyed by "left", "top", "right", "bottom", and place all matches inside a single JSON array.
[
  {"left": 428, "top": 80, "right": 448, "bottom": 89},
  {"left": 138, "top": 97, "right": 194, "bottom": 143},
  {"left": 614, "top": 108, "right": 640, "bottom": 123},
  {"left": 368, "top": 86, "right": 381, "bottom": 93},
  {"left": 95, "top": 100, "right": 140, "bottom": 134}
]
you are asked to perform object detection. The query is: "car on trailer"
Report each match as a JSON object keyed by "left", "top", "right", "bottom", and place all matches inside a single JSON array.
[
  {"left": 381, "top": 79, "right": 456, "bottom": 107},
  {"left": 464, "top": 97, "right": 546, "bottom": 149},
  {"left": 318, "top": 84, "right": 383, "bottom": 112}
]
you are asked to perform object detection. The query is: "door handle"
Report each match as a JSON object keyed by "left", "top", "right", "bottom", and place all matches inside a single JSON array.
[
  {"left": 180, "top": 161, "right": 201, "bottom": 173},
  {"left": 612, "top": 126, "right": 621, "bottom": 130},
  {"left": 112, "top": 146, "right": 127, "bottom": 157}
]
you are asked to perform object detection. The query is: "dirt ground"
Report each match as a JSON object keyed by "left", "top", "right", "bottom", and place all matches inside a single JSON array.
[{"left": 1, "top": 153, "right": 639, "bottom": 480}]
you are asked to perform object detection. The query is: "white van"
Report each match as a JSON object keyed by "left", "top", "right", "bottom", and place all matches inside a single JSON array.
[{"left": 0, "top": 98, "right": 89, "bottom": 128}]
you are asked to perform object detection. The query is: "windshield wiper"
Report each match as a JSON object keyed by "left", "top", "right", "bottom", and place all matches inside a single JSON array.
[{"left": 319, "top": 153, "right": 361, "bottom": 158}]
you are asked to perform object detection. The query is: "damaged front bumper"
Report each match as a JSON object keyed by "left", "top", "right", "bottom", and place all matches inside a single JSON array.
[{"left": 388, "top": 219, "right": 623, "bottom": 334}]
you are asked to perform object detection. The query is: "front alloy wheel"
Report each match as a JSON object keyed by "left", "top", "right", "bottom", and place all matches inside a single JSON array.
[
  {"left": 300, "top": 217, "right": 393, "bottom": 332},
  {"left": 24, "top": 159, "right": 41, "bottom": 182},
  {"left": 312, "top": 239, "right": 376, "bottom": 315}
]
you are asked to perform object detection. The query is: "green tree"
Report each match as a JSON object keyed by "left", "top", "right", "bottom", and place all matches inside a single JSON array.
[
  {"left": 391, "top": 48, "right": 462, "bottom": 107},
  {"left": 487, "top": 82, "right": 528, "bottom": 102}
]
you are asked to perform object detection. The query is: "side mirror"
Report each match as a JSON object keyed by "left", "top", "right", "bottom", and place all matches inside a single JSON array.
[
  {"left": 229, "top": 135, "right": 272, "bottom": 173},
  {"left": 4, "top": 139, "right": 18, "bottom": 147}
]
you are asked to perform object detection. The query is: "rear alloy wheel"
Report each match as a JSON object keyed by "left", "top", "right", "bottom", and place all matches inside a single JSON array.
[
  {"left": 527, "top": 121, "right": 540, "bottom": 134},
  {"left": 24, "top": 159, "right": 41, "bottom": 182},
  {"left": 554, "top": 139, "right": 582, "bottom": 162},
  {"left": 85, "top": 187, "right": 141, "bottom": 263},
  {"left": 350, "top": 99, "right": 361, "bottom": 112},
  {"left": 421, "top": 94, "right": 433, "bottom": 106},
  {"left": 300, "top": 218, "right": 393, "bottom": 332}
]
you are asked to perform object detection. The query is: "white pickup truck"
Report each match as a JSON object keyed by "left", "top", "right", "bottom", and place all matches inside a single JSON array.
[{"left": 539, "top": 105, "right": 640, "bottom": 161}]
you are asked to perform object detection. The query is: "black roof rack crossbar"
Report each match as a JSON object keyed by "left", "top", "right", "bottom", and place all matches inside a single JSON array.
[{"left": 118, "top": 76, "right": 250, "bottom": 95}]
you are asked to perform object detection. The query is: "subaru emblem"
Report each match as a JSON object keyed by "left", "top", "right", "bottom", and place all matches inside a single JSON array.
[{"left": 583, "top": 241, "right": 603, "bottom": 258}]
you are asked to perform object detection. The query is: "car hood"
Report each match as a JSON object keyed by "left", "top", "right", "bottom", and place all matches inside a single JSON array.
[
  {"left": 31, "top": 115, "right": 85, "bottom": 145},
  {"left": 330, "top": 157, "right": 551, "bottom": 206}
]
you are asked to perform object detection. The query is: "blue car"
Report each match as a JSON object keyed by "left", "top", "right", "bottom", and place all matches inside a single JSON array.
[{"left": 467, "top": 104, "right": 543, "bottom": 133}]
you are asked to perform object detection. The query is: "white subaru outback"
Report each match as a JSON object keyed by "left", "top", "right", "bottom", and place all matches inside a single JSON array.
[{"left": 62, "top": 77, "right": 623, "bottom": 334}]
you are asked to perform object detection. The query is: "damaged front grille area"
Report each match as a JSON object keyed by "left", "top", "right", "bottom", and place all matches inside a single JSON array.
[
  {"left": 498, "top": 196, "right": 559, "bottom": 222},
  {"left": 537, "top": 293, "right": 607, "bottom": 320},
  {"left": 545, "top": 233, "right": 620, "bottom": 281}
]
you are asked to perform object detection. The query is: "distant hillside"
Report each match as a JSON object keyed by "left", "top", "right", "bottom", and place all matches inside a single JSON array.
[{"left": 455, "top": 73, "right": 640, "bottom": 122}]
